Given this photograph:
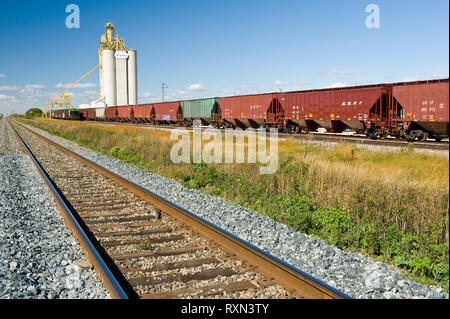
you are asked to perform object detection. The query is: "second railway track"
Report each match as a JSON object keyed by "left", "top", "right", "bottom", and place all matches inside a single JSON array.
[
  {"left": 51, "top": 119, "right": 450, "bottom": 151},
  {"left": 9, "top": 120, "right": 349, "bottom": 299}
]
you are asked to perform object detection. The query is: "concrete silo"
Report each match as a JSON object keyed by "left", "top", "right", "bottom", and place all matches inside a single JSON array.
[
  {"left": 115, "top": 50, "right": 129, "bottom": 106},
  {"left": 127, "top": 49, "right": 138, "bottom": 105},
  {"left": 101, "top": 49, "right": 117, "bottom": 107}
]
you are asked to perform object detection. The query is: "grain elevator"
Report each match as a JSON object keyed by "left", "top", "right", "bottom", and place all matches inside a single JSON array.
[{"left": 98, "top": 22, "right": 137, "bottom": 107}]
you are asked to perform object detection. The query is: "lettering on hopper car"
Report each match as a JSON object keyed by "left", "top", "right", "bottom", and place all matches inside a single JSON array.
[{"left": 170, "top": 120, "right": 278, "bottom": 174}]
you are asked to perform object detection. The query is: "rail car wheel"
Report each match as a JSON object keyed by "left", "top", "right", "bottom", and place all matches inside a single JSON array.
[
  {"left": 286, "top": 125, "right": 296, "bottom": 134},
  {"left": 407, "top": 130, "right": 427, "bottom": 142},
  {"left": 406, "top": 133, "right": 415, "bottom": 142},
  {"left": 211, "top": 122, "right": 219, "bottom": 129},
  {"left": 418, "top": 131, "right": 428, "bottom": 142},
  {"left": 380, "top": 130, "right": 389, "bottom": 140},
  {"left": 369, "top": 131, "right": 379, "bottom": 140}
]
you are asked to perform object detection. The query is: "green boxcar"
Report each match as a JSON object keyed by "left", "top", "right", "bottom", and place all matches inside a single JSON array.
[{"left": 181, "top": 97, "right": 220, "bottom": 125}]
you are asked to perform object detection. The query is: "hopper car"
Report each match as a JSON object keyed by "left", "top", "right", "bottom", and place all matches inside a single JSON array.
[
  {"left": 51, "top": 78, "right": 449, "bottom": 141},
  {"left": 51, "top": 108, "right": 82, "bottom": 120}
]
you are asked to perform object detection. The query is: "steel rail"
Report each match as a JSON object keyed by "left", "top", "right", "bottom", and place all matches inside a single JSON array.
[
  {"left": 9, "top": 120, "right": 128, "bottom": 299},
  {"left": 12, "top": 120, "right": 351, "bottom": 299},
  {"left": 289, "top": 133, "right": 449, "bottom": 150}
]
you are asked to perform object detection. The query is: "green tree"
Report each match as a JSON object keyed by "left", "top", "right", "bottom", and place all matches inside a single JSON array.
[{"left": 25, "top": 108, "right": 43, "bottom": 119}]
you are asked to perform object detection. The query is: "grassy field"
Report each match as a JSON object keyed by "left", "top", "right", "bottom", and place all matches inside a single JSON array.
[{"left": 19, "top": 118, "right": 449, "bottom": 291}]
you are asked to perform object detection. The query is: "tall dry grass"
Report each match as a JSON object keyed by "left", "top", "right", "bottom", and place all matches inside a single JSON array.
[{"left": 28, "top": 118, "right": 449, "bottom": 234}]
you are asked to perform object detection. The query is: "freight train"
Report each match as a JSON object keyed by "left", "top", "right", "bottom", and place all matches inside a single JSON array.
[
  {"left": 51, "top": 78, "right": 449, "bottom": 142},
  {"left": 52, "top": 108, "right": 81, "bottom": 120}
]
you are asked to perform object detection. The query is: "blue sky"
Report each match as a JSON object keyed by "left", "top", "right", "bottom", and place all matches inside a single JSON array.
[{"left": 0, "top": 0, "right": 448, "bottom": 115}]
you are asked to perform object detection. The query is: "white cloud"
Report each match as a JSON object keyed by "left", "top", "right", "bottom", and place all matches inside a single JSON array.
[
  {"left": 162, "top": 90, "right": 193, "bottom": 101},
  {"left": 326, "top": 79, "right": 364, "bottom": 89},
  {"left": 291, "top": 80, "right": 312, "bottom": 86},
  {"left": 431, "top": 73, "right": 448, "bottom": 79},
  {"left": 274, "top": 80, "right": 287, "bottom": 87},
  {"left": 25, "top": 84, "right": 45, "bottom": 89},
  {"left": 19, "top": 85, "right": 48, "bottom": 96},
  {"left": 0, "top": 85, "right": 20, "bottom": 91},
  {"left": 0, "top": 84, "right": 44, "bottom": 92},
  {"left": 0, "top": 85, "right": 57, "bottom": 115},
  {"left": 138, "top": 92, "right": 152, "bottom": 102},
  {"left": 0, "top": 84, "right": 100, "bottom": 115},
  {"left": 76, "top": 83, "right": 97, "bottom": 88},
  {"left": 0, "top": 74, "right": 6, "bottom": 78},
  {"left": 327, "top": 82, "right": 348, "bottom": 88},
  {"left": 82, "top": 90, "right": 97, "bottom": 95},
  {"left": 321, "top": 69, "right": 365, "bottom": 76},
  {"left": 274, "top": 80, "right": 312, "bottom": 88},
  {"left": 72, "top": 90, "right": 99, "bottom": 100},
  {"left": 0, "top": 94, "right": 15, "bottom": 100},
  {"left": 155, "top": 83, "right": 208, "bottom": 102},
  {"left": 55, "top": 82, "right": 97, "bottom": 89},
  {"left": 233, "top": 85, "right": 260, "bottom": 96},
  {"left": 187, "top": 83, "right": 205, "bottom": 91},
  {"left": 402, "top": 77, "right": 419, "bottom": 82}
]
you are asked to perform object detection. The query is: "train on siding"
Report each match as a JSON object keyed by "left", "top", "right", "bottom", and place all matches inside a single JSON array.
[{"left": 51, "top": 78, "right": 449, "bottom": 142}]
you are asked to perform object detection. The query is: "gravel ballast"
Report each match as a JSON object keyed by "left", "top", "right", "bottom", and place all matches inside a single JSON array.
[
  {"left": 0, "top": 119, "right": 109, "bottom": 299},
  {"left": 17, "top": 120, "right": 449, "bottom": 299}
]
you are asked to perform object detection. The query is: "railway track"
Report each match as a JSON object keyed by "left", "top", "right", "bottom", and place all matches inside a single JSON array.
[
  {"left": 288, "top": 132, "right": 449, "bottom": 151},
  {"left": 9, "top": 119, "right": 350, "bottom": 299},
  {"left": 51, "top": 119, "right": 449, "bottom": 151}
]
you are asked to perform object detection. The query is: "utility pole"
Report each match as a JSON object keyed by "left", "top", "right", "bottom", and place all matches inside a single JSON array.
[{"left": 161, "top": 82, "right": 168, "bottom": 102}]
